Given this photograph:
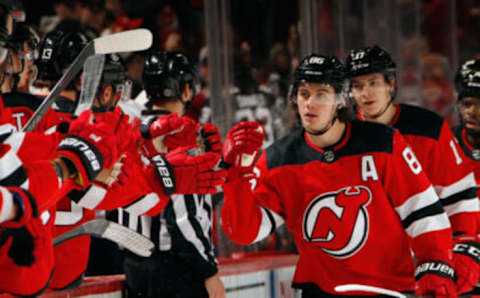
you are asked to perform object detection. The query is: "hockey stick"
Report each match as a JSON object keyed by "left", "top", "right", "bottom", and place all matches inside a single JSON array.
[
  {"left": 334, "top": 284, "right": 407, "bottom": 298},
  {"left": 73, "top": 54, "right": 106, "bottom": 117},
  {"left": 53, "top": 219, "right": 155, "bottom": 257},
  {"left": 23, "top": 28, "right": 153, "bottom": 132}
]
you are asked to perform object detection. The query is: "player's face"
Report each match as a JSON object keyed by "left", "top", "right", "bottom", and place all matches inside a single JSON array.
[
  {"left": 350, "top": 73, "right": 393, "bottom": 118},
  {"left": 296, "top": 82, "right": 338, "bottom": 132},
  {"left": 458, "top": 96, "right": 480, "bottom": 134}
]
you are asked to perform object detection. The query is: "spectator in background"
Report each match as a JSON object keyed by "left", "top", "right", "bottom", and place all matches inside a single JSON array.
[
  {"left": 79, "top": 0, "right": 109, "bottom": 35},
  {"left": 164, "top": 31, "right": 183, "bottom": 52},
  {"left": 286, "top": 24, "right": 300, "bottom": 62},
  {"left": 421, "top": 53, "right": 456, "bottom": 124},
  {"left": 54, "top": 0, "right": 83, "bottom": 22},
  {"left": 186, "top": 46, "right": 209, "bottom": 123},
  {"left": 268, "top": 43, "right": 291, "bottom": 99},
  {"left": 105, "top": 0, "right": 126, "bottom": 19}
]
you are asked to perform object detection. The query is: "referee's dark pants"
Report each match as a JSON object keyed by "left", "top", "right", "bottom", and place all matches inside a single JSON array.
[{"left": 124, "top": 251, "right": 209, "bottom": 298}]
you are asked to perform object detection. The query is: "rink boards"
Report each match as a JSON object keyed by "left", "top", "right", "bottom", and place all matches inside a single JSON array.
[{"left": 0, "top": 253, "right": 298, "bottom": 298}]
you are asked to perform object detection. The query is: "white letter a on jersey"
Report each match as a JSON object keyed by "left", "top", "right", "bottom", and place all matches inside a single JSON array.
[{"left": 361, "top": 155, "right": 378, "bottom": 181}]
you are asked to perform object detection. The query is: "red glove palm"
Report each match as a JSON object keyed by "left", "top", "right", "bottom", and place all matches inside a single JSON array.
[
  {"left": 149, "top": 146, "right": 226, "bottom": 195},
  {"left": 453, "top": 236, "right": 480, "bottom": 295},
  {"left": 140, "top": 113, "right": 199, "bottom": 157},
  {"left": 415, "top": 261, "right": 457, "bottom": 298},
  {"left": 223, "top": 121, "right": 265, "bottom": 168}
]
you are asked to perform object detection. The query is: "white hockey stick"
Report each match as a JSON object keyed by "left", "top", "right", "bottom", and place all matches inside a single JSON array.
[
  {"left": 53, "top": 219, "right": 155, "bottom": 257},
  {"left": 335, "top": 284, "right": 407, "bottom": 298},
  {"left": 73, "top": 54, "right": 106, "bottom": 116},
  {"left": 23, "top": 28, "right": 153, "bottom": 132}
]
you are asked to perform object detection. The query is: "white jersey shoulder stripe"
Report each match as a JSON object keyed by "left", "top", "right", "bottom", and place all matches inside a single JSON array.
[
  {"left": 405, "top": 213, "right": 451, "bottom": 238},
  {"left": 0, "top": 147, "right": 23, "bottom": 181},
  {"left": 253, "top": 206, "right": 284, "bottom": 243},
  {"left": 395, "top": 186, "right": 438, "bottom": 221},
  {"left": 434, "top": 172, "right": 476, "bottom": 200},
  {"left": 443, "top": 198, "right": 479, "bottom": 216},
  {"left": 4, "top": 131, "right": 25, "bottom": 151}
]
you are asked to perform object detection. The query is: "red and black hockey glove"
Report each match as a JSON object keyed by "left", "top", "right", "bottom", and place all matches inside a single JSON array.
[
  {"left": 414, "top": 261, "right": 457, "bottom": 298},
  {"left": 140, "top": 113, "right": 199, "bottom": 157},
  {"left": 149, "top": 146, "right": 226, "bottom": 195},
  {"left": 0, "top": 187, "right": 38, "bottom": 228},
  {"left": 452, "top": 235, "right": 480, "bottom": 294},
  {"left": 0, "top": 188, "right": 39, "bottom": 267},
  {"left": 201, "top": 122, "right": 222, "bottom": 153},
  {"left": 56, "top": 109, "right": 123, "bottom": 188},
  {"left": 222, "top": 121, "right": 265, "bottom": 180}
]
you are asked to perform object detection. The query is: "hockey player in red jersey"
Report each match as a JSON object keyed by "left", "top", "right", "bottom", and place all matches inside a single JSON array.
[
  {"left": 48, "top": 53, "right": 126, "bottom": 291},
  {"left": 345, "top": 45, "right": 479, "bottom": 294},
  {"left": 451, "top": 58, "right": 480, "bottom": 294},
  {"left": 29, "top": 20, "right": 93, "bottom": 127},
  {"left": 0, "top": 106, "right": 129, "bottom": 296},
  {"left": 221, "top": 54, "right": 456, "bottom": 297}
]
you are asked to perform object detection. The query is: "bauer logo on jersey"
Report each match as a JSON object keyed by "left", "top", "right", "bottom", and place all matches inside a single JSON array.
[{"left": 303, "top": 186, "right": 371, "bottom": 258}]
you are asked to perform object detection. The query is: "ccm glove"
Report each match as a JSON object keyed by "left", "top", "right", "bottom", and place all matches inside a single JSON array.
[
  {"left": 223, "top": 121, "right": 265, "bottom": 180},
  {"left": 223, "top": 121, "right": 265, "bottom": 167},
  {"left": 414, "top": 261, "right": 457, "bottom": 298},
  {"left": 140, "top": 113, "right": 198, "bottom": 157},
  {"left": 453, "top": 236, "right": 480, "bottom": 294},
  {"left": 149, "top": 146, "right": 226, "bottom": 195}
]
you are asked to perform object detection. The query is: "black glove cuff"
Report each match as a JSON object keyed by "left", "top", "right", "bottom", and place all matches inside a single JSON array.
[
  {"left": 218, "top": 158, "right": 231, "bottom": 170},
  {"left": 454, "top": 242, "right": 480, "bottom": 263},
  {"left": 140, "top": 116, "right": 157, "bottom": 139},
  {"left": 57, "top": 135, "right": 104, "bottom": 181},
  {"left": 11, "top": 188, "right": 38, "bottom": 221},
  {"left": 151, "top": 155, "right": 176, "bottom": 195},
  {"left": 415, "top": 261, "right": 455, "bottom": 281}
]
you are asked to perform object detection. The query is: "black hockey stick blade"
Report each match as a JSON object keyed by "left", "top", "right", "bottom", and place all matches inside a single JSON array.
[
  {"left": 53, "top": 219, "right": 155, "bottom": 257},
  {"left": 23, "top": 29, "right": 153, "bottom": 132}
]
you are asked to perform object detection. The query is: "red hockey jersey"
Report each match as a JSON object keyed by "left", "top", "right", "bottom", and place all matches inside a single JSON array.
[
  {"left": 2, "top": 91, "right": 60, "bottom": 133},
  {"left": 386, "top": 104, "right": 478, "bottom": 236},
  {"left": 453, "top": 125, "right": 480, "bottom": 232},
  {"left": 222, "top": 121, "right": 453, "bottom": 295}
]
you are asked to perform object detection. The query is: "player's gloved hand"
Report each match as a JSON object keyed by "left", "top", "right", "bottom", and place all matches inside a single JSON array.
[
  {"left": 222, "top": 121, "right": 265, "bottom": 180},
  {"left": 140, "top": 113, "right": 198, "bottom": 157},
  {"left": 56, "top": 109, "right": 123, "bottom": 188},
  {"left": 0, "top": 187, "right": 38, "bottom": 228},
  {"left": 148, "top": 146, "right": 227, "bottom": 195},
  {"left": 414, "top": 261, "right": 457, "bottom": 298},
  {"left": 0, "top": 225, "right": 35, "bottom": 266},
  {"left": 0, "top": 188, "right": 40, "bottom": 267},
  {"left": 452, "top": 235, "right": 480, "bottom": 294},
  {"left": 201, "top": 122, "right": 222, "bottom": 153}
]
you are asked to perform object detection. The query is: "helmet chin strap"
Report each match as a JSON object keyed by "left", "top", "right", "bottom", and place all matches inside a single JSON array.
[{"left": 305, "top": 105, "right": 339, "bottom": 136}]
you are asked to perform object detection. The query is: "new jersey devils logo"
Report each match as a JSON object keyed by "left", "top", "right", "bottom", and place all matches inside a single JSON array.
[{"left": 303, "top": 186, "right": 372, "bottom": 258}]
